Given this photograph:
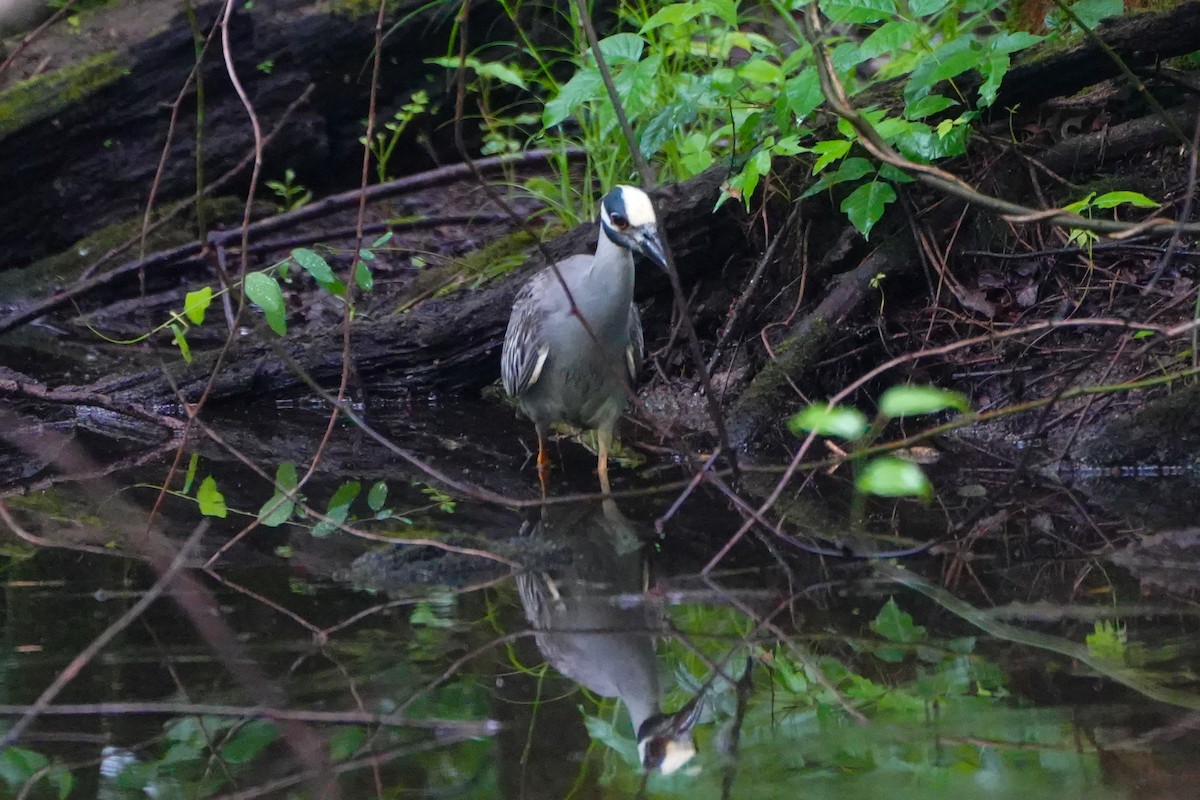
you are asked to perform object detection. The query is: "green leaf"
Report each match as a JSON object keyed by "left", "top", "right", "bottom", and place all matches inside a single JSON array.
[
  {"left": 258, "top": 462, "right": 298, "bottom": 527},
  {"left": 872, "top": 598, "right": 927, "bottom": 643},
  {"left": 543, "top": 68, "right": 602, "bottom": 128},
  {"left": 354, "top": 260, "right": 374, "bottom": 292},
  {"left": 821, "top": 0, "right": 895, "bottom": 24},
  {"left": 596, "top": 33, "right": 645, "bottom": 65},
  {"left": 904, "top": 38, "right": 976, "bottom": 102},
  {"left": 739, "top": 58, "right": 783, "bottom": 85},
  {"left": 312, "top": 481, "right": 361, "bottom": 538},
  {"left": 244, "top": 272, "right": 287, "bottom": 335},
  {"left": 169, "top": 322, "right": 192, "bottom": 363},
  {"left": 801, "top": 156, "right": 875, "bottom": 198},
  {"left": 788, "top": 404, "right": 869, "bottom": 439},
  {"left": 879, "top": 385, "right": 970, "bottom": 417},
  {"left": 810, "top": 139, "right": 851, "bottom": 174},
  {"left": 183, "top": 452, "right": 199, "bottom": 495},
  {"left": 183, "top": 286, "right": 213, "bottom": 325},
  {"left": 841, "top": 180, "right": 897, "bottom": 239},
  {"left": 220, "top": 719, "right": 278, "bottom": 765},
  {"left": 292, "top": 248, "right": 336, "bottom": 283},
  {"left": 1064, "top": 0, "right": 1123, "bottom": 29},
  {"left": 372, "top": 231, "right": 393, "bottom": 248},
  {"left": 858, "top": 20, "right": 918, "bottom": 60},
  {"left": 0, "top": 746, "right": 49, "bottom": 788},
  {"left": 641, "top": 2, "right": 703, "bottom": 31},
  {"left": 472, "top": 61, "right": 528, "bottom": 90},
  {"left": 908, "top": 0, "right": 949, "bottom": 16},
  {"left": 329, "top": 726, "right": 367, "bottom": 761},
  {"left": 367, "top": 480, "right": 388, "bottom": 512},
  {"left": 783, "top": 69, "right": 823, "bottom": 123},
  {"left": 49, "top": 765, "right": 73, "bottom": 800},
  {"left": 1092, "top": 190, "right": 1158, "bottom": 209},
  {"left": 904, "top": 94, "right": 957, "bottom": 120},
  {"left": 197, "top": 476, "right": 228, "bottom": 518},
  {"left": 856, "top": 456, "right": 932, "bottom": 499}
]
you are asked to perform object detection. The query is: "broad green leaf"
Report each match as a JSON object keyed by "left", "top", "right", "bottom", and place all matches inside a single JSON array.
[
  {"left": 904, "top": 94, "right": 957, "bottom": 120},
  {"left": 856, "top": 456, "right": 932, "bottom": 499},
  {"left": 354, "top": 260, "right": 374, "bottom": 292},
  {"left": 258, "top": 462, "right": 298, "bottom": 528},
  {"left": 543, "top": 68, "right": 602, "bottom": 128},
  {"left": 244, "top": 272, "right": 287, "bottom": 335},
  {"left": 197, "top": 476, "right": 228, "bottom": 518},
  {"left": 859, "top": 20, "right": 919, "bottom": 60},
  {"left": 872, "top": 597, "right": 927, "bottom": 643},
  {"left": 367, "top": 480, "right": 388, "bottom": 512},
  {"left": 788, "top": 404, "right": 869, "bottom": 439},
  {"left": 220, "top": 719, "right": 279, "bottom": 764},
  {"left": 292, "top": 248, "right": 336, "bottom": 284},
  {"left": 1093, "top": 190, "right": 1158, "bottom": 209},
  {"left": 641, "top": 2, "right": 703, "bottom": 30},
  {"left": 597, "top": 33, "right": 645, "bottom": 65},
  {"left": 183, "top": 286, "right": 213, "bottom": 325},
  {"left": 841, "top": 180, "right": 897, "bottom": 239},
  {"left": 739, "top": 58, "right": 783, "bottom": 85},
  {"left": 169, "top": 322, "right": 191, "bottom": 363},
  {"left": 908, "top": 0, "right": 949, "bottom": 15},
  {"left": 821, "top": 0, "right": 895, "bottom": 24},
  {"left": 801, "top": 156, "right": 875, "bottom": 198},
  {"left": 0, "top": 746, "right": 49, "bottom": 787},
  {"left": 811, "top": 139, "right": 851, "bottom": 173},
  {"left": 312, "top": 480, "right": 361, "bottom": 538},
  {"left": 1065, "top": 0, "right": 1123, "bottom": 29},
  {"left": 783, "top": 69, "right": 823, "bottom": 123},
  {"left": 329, "top": 726, "right": 367, "bottom": 761},
  {"left": 904, "top": 38, "right": 977, "bottom": 101},
  {"left": 473, "top": 61, "right": 528, "bottom": 90},
  {"left": 879, "top": 385, "right": 970, "bottom": 417}
]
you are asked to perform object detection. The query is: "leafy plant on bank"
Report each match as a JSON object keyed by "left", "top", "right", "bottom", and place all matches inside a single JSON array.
[
  {"left": 165, "top": 235, "right": 390, "bottom": 362},
  {"left": 432, "top": 0, "right": 1078, "bottom": 236}
]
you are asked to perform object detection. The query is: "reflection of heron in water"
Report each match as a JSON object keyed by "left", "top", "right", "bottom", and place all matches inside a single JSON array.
[{"left": 518, "top": 500, "right": 702, "bottom": 774}]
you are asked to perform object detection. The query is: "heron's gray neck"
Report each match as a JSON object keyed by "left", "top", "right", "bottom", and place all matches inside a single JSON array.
[{"left": 578, "top": 228, "right": 635, "bottom": 326}]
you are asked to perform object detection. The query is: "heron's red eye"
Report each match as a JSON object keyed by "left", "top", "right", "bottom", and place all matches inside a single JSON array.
[{"left": 610, "top": 213, "right": 629, "bottom": 230}]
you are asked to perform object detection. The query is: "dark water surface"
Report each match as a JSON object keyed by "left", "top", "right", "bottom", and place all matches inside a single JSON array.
[{"left": 2, "top": 402, "right": 1199, "bottom": 799}]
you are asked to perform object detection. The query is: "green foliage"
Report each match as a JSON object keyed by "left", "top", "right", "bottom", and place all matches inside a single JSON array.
[
  {"left": 257, "top": 462, "right": 299, "bottom": 527},
  {"left": 0, "top": 747, "right": 73, "bottom": 799},
  {"left": 1065, "top": 189, "right": 1159, "bottom": 249},
  {"left": 428, "top": 0, "right": 1058, "bottom": 234},
  {"left": 265, "top": 168, "right": 312, "bottom": 212},
  {"left": 196, "top": 476, "right": 228, "bottom": 518},
  {"left": 360, "top": 90, "right": 431, "bottom": 183},
  {"left": 791, "top": 385, "right": 970, "bottom": 500}
]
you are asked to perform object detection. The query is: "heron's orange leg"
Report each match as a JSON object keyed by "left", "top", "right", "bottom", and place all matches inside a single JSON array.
[
  {"left": 536, "top": 428, "right": 550, "bottom": 498},
  {"left": 597, "top": 426, "right": 613, "bottom": 497}
]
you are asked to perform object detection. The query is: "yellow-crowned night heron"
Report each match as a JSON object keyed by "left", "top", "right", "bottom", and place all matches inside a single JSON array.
[{"left": 501, "top": 185, "right": 668, "bottom": 495}]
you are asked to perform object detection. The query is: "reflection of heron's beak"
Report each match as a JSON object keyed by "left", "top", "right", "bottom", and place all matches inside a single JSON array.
[{"left": 637, "top": 694, "right": 704, "bottom": 774}]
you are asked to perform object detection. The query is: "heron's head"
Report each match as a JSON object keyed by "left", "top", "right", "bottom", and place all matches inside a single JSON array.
[
  {"left": 600, "top": 185, "right": 669, "bottom": 270},
  {"left": 636, "top": 695, "right": 702, "bottom": 775}
]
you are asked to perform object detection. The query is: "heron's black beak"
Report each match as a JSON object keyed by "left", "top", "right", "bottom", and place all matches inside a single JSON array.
[{"left": 635, "top": 225, "right": 669, "bottom": 271}]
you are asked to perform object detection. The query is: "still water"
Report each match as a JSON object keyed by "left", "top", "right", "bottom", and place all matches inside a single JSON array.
[{"left": 1, "top": 402, "right": 1198, "bottom": 799}]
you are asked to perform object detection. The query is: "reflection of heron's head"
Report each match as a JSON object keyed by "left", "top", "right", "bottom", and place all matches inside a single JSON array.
[{"left": 636, "top": 695, "right": 703, "bottom": 774}]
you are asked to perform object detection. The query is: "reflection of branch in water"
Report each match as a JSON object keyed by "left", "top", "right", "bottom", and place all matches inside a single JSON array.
[{"left": 520, "top": 500, "right": 703, "bottom": 774}]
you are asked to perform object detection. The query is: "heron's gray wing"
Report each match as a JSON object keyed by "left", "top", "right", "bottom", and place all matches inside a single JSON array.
[
  {"left": 626, "top": 304, "right": 644, "bottom": 387},
  {"left": 501, "top": 271, "right": 552, "bottom": 397}
]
